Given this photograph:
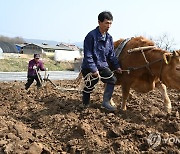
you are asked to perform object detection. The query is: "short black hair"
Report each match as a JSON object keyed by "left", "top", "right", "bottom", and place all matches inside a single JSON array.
[
  {"left": 34, "top": 53, "right": 40, "bottom": 59},
  {"left": 98, "top": 11, "right": 113, "bottom": 22}
]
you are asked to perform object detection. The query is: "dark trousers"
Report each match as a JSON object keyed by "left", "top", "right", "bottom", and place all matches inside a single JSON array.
[
  {"left": 25, "top": 74, "right": 42, "bottom": 90},
  {"left": 81, "top": 67, "right": 117, "bottom": 93}
]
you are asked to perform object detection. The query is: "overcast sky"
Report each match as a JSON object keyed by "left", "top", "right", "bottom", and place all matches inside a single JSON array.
[{"left": 1, "top": 0, "right": 180, "bottom": 48}]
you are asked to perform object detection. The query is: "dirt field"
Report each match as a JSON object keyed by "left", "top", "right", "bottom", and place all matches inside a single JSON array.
[{"left": 0, "top": 80, "right": 179, "bottom": 153}]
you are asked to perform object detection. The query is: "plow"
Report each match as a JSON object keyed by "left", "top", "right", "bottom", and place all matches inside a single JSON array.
[
  {"left": 36, "top": 69, "right": 83, "bottom": 92},
  {"left": 35, "top": 68, "right": 131, "bottom": 93}
]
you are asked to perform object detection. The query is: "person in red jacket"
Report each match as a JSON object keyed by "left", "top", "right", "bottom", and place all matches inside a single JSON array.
[{"left": 25, "top": 53, "right": 47, "bottom": 90}]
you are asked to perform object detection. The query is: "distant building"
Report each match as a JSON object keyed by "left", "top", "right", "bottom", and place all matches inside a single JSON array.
[
  {"left": 0, "top": 41, "right": 18, "bottom": 53},
  {"left": 58, "top": 43, "right": 80, "bottom": 51},
  {"left": 16, "top": 43, "right": 74, "bottom": 54},
  {"left": 15, "top": 44, "right": 27, "bottom": 54},
  {"left": 54, "top": 43, "right": 82, "bottom": 64},
  {"left": 54, "top": 49, "right": 82, "bottom": 62},
  {"left": 19, "top": 43, "right": 43, "bottom": 54},
  {"left": 0, "top": 48, "right": 3, "bottom": 59}
]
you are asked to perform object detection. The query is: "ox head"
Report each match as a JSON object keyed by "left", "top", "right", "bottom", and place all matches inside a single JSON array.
[{"left": 162, "top": 50, "right": 180, "bottom": 90}]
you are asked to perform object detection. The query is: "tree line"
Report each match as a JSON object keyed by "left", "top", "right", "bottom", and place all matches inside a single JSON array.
[
  {"left": 151, "top": 33, "right": 176, "bottom": 51},
  {"left": 0, "top": 35, "right": 25, "bottom": 44}
]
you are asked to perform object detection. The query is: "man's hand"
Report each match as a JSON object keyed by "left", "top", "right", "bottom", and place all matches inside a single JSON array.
[
  {"left": 115, "top": 67, "right": 122, "bottom": 74},
  {"left": 33, "top": 65, "right": 37, "bottom": 70},
  {"left": 92, "top": 71, "right": 99, "bottom": 77}
]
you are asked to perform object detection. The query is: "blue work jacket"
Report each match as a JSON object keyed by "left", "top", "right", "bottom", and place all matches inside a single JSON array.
[{"left": 81, "top": 26, "right": 120, "bottom": 73}]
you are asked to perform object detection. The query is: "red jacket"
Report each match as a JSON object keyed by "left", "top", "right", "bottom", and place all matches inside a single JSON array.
[{"left": 27, "top": 59, "right": 45, "bottom": 76}]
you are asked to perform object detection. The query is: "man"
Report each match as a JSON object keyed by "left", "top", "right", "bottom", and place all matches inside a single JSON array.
[
  {"left": 25, "top": 53, "right": 47, "bottom": 90},
  {"left": 81, "top": 11, "right": 122, "bottom": 111}
]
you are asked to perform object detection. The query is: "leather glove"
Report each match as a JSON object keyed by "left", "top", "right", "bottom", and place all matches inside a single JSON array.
[{"left": 33, "top": 65, "right": 37, "bottom": 70}]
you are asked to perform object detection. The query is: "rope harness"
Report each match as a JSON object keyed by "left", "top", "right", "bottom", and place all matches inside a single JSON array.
[
  {"left": 125, "top": 46, "right": 173, "bottom": 81},
  {"left": 127, "top": 46, "right": 157, "bottom": 76},
  {"left": 82, "top": 68, "right": 132, "bottom": 93},
  {"left": 82, "top": 72, "right": 114, "bottom": 93},
  {"left": 115, "top": 43, "right": 173, "bottom": 82}
]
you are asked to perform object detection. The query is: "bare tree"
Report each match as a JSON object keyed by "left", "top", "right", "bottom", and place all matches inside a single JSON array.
[
  {"left": 153, "top": 33, "right": 176, "bottom": 51},
  {"left": 0, "top": 35, "right": 26, "bottom": 44}
]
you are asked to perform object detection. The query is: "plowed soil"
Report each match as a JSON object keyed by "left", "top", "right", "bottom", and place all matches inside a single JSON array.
[{"left": 0, "top": 80, "right": 179, "bottom": 154}]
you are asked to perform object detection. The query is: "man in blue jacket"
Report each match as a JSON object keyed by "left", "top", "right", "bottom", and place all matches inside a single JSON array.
[{"left": 81, "top": 11, "right": 122, "bottom": 111}]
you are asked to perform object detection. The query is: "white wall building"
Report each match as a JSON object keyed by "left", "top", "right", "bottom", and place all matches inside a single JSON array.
[
  {"left": 0, "top": 48, "right": 3, "bottom": 59},
  {"left": 54, "top": 50, "right": 82, "bottom": 62}
]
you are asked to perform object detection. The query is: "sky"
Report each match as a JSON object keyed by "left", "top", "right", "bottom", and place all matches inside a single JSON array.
[{"left": 1, "top": 0, "right": 180, "bottom": 49}]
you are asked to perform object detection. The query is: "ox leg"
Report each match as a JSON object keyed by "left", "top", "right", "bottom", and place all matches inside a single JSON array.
[
  {"left": 156, "top": 82, "right": 172, "bottom": 113},
  {"left": 121, "top": 85, "right": 130, "bottom": 111}
]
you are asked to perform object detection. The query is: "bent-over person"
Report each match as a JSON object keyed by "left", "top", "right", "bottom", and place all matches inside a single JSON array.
[{"left": 25, "top": 53, "right": 47, "bottom": 90}]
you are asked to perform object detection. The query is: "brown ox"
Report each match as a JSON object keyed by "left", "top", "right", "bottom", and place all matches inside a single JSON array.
[{"left": 114, "top": 36, "right": 180, "bottom": 113}]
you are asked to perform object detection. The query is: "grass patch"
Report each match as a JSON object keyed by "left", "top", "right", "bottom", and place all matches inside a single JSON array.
[
  {"left": 0, "top": 58, "right": 29, "bottom": 72},
  {"left": 0, "top": 54, "right": 74, "bottom": 72}
]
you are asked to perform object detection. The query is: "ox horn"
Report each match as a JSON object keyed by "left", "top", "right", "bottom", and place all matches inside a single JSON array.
[
  {"left": 163, "top": 53, "right": 172, "bottom": 64},
  {"left": 173, "top": 50, "right": 179, "bottom": 57}
]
